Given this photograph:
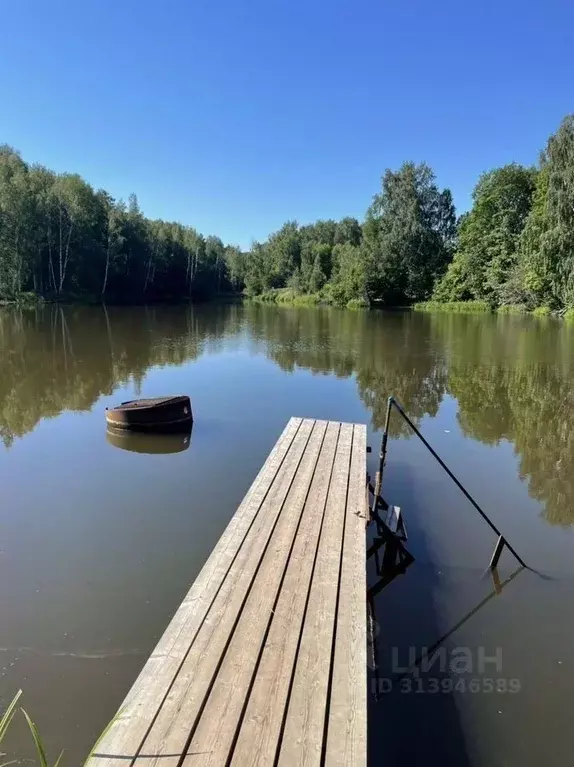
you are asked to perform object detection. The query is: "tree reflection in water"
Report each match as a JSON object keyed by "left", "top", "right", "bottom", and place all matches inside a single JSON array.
[{"left": 1, "top": 303, "right": 573, "bottom": 524}]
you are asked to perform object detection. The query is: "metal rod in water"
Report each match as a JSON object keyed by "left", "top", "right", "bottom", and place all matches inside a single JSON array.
[
  {"left": 489, "top": 535, "right": 506, "bottom": 570},
  {"left": 370, "top": 395, "right": 393, "bottom": 519},
  {"left": 383, "top": 396, "right": 526, "bottom": 569}
]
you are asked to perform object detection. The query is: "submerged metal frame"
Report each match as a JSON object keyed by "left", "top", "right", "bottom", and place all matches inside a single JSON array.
[{"left": 377, "top": 396, "right": 527, "bottom": 571}]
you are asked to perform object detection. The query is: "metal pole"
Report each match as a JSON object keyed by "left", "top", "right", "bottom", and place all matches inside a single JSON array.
[
  {"left": 387, "top": 397, "right": 526, "bottom": 569},
  {"left": 378, "top": 395, "right": 393, "bottom": 488},
  {"left": 489, "top": 535, "right": 506, "bottom": 570},
  {"left": 371, "top": 396, "right": 393, "bottom": 518}
]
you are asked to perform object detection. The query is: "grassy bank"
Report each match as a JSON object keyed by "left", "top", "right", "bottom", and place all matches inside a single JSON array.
[
  {"left": 532, "top": 305, "right": 551, "bottom": 317},
  {"left": 413, "top": 300, "right": 491, "bottom": 314},
  {"left": 414, "top": 300, "right": 574, "bottom": 320},
  {"left": 248, "top": 288, "right": 322, "bottom": 306},
  {"left": 0, "top": 292, "right": 45, "bottom": 307},
  {"left": 248, "top": 288, "right": 369, "bottom": 310},
  {"left": 496, "top": 304, "right": 528, "bottom": 314},
  {"left": 345, "top": 297, "right": 370, "bottom": 309}
]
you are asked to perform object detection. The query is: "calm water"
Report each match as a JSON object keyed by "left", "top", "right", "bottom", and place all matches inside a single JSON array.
[{"left": 1, "top": 304, "right": 573, "bottom": 765}]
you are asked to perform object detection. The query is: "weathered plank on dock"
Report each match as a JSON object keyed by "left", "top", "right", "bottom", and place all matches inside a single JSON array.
[{"left": 88, "top": 417, "right": 367, "bottom": 767}]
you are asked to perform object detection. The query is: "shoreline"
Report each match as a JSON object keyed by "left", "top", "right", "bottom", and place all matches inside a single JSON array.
[
  {"left": 413, "top": 300, "right": 574, "bottom": 320},
  {"left": 3, "top": 294, "right": 574, "bottom": 322}
]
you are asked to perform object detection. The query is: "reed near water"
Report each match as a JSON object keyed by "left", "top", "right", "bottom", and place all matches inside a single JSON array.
[{"left": 0, "top": 690, "right": 111, "bottom": 767}]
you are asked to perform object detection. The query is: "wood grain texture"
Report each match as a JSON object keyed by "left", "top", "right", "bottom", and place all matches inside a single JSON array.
[
  {"left": 133, "top": 419, "right": 315, "bottom": 765},
  {"left": 228, "top": 421, "right": 340, "bottom": 767},
  {"left": 181, "top": 420, "right": 329, "bottom": 766},
  {"left": 88, "top": 418, "right": 302, "bottom": 765},
  {"left": 87, "top": 418, "right": 367, "bottom": 767},
  {"left": 324, "top": 424, "right": 367, "bottom": 766},
  {"left": 277, "top": 423, "right": 354, "bottom": 767}
]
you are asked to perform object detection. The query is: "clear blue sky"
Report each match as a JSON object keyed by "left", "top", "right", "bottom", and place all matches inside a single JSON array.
[{"left": 1, "top": 0, "right": 572, "bottom": 248}]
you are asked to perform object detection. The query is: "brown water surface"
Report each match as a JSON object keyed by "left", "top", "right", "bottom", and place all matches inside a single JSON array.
[{"left": 1, "top": 304, "right": 572, "bottom": 765}]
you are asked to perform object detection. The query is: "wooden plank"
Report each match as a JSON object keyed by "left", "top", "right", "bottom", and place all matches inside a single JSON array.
[
  {"left": 324, "top": 423, "right": 367, "bottom": 766},
  {"left": 88, "top": 417, "right": 302, "bottom": 765},
  {"left": 89, "top": 417, "right": 368, "bottom": 767},
  {"left": 133, "top": 419, "right": 317, "bottom": 765},
  {"left": 227, "top": 421, "right": 341, "bottom": 766},
  {"left": 219, "top": 421, "right": 340, "bottom": 767},
  {"left": 277, "top": 423, "right": 354, "bottom": 767},
  {"left": 181, "top": 420, "right": 331, "bottom": 765}
]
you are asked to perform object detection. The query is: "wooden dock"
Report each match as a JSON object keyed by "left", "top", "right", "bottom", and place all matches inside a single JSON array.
[{"left": 88, "top": 417, "right": 368, "bottom": 766}]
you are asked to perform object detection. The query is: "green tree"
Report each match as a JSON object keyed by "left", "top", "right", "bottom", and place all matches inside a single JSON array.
[
  {"left": 27, "top": 164, "right": 59, "bottom": 294},
  {"left": 224, "top": 245, "right": 245, "bottom": 289},
  {"left": 183, "top": 227, "right": 204, "bottom": 296},
  {"left": 362, "top": 162, "right": 455, "bottom": 304},
  {"left": 309, "top": 252, "right": 326, "bottom": 293},
  {"left": 265, "top": 222, "right": 302, "bottom": 287},
  {"left": 50, "top": 173, "right": 98, "bottom": 294},
  {"left": 434, "top": 164, "right": 536, "bottom": 304},
  {"left": 244, "top": 242, "right": 272, "bottom": 295},
  {"left": 334, "top": 217, "right": 362, "bottom": 246},
  {"left": 327, "top": 243, "right": 367, "bottom": 304},
  {"left": 0, "top": 150, "right": 241, "bottom": 303},
  {"left": 7, "top": 116, "right": 574, "bottom": 311},
  {"left": 0, "top": 146, "right": 36, "bottom": 296},
  {"left": 98, "top": 193, "right": 126, "bottom": 299},
  {"left": 518, "top": 116, "right": 574, "bottom": 309}
]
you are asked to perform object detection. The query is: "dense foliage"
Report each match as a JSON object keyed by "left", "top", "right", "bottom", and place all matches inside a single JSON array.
[
  {"left": 0, "top": 147, "right": 454, "bottom": 306},
  {"left": 0, "top": 146, "right": 235, "bottom": 302},
  {"left": 1, "top": 114, "right": 573, "bottom": 308},
  {"left": 433, "top": 165, "right": 537, "bottom": 305},
  {"left": 241, "top": 162, "right": 455, "bottom": 307},
  {"left": 434, "top": 115, "right": 574, "bottom": 311}
]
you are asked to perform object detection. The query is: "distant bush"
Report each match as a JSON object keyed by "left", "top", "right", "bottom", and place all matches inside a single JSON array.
[
  {"left": 281, "top": 292, "right": 321, "bottom": 306},
  {"left": 496, "top": 304, "right": 528, "bottom": 314},
  {"left": 0, "top": 291, "right": 43, "bottom": 306},
  {"left": 248, "top": 288, "right": 281, "bottom": 303},
  {"left": 564, "top": 308, "right": 574, "bottom": 321},
  {"left": 274, "top": 288, "right": 298, "bottom": 304},
  {"left": 532, "top": 306, "right": 551, "bottom": 317},
  {"left": 249, "top": 288, "right": 322, "bottom": 306},
  {"left": 346, "top": 297, "right": 369, "bottom": 309},
  {"left": 413, "top": 300, "right": 492, "bottom": 314}
]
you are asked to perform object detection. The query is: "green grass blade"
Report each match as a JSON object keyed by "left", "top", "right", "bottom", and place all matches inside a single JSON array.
[
  {"left": 83, "top": 707, "right": 123, "bottom": 765},
  {"left": 21, "top": 708, "right": 50, "bottom": 767},
  {"left": 0, "top": 690, "right": 22, "bottom": 743}
]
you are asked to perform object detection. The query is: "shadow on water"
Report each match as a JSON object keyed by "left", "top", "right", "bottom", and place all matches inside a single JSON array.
[
  {"left": 367, "top": 459, "right": 528, "bottom": 767},
  {"left": 367, "top": 460, "right": 472, "bottom": 766}
]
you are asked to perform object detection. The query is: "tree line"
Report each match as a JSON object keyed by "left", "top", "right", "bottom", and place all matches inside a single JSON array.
[
  {"left": 1, "top": 114, "right": 573, "bottom": 308},
  {"left": 0, "top": 147, "right": 238, "bottom": 302}
]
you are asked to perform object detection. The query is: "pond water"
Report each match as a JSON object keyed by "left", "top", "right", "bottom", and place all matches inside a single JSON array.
[{"left": 1, "top": 303, "right": 573, "bottom": 766}]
